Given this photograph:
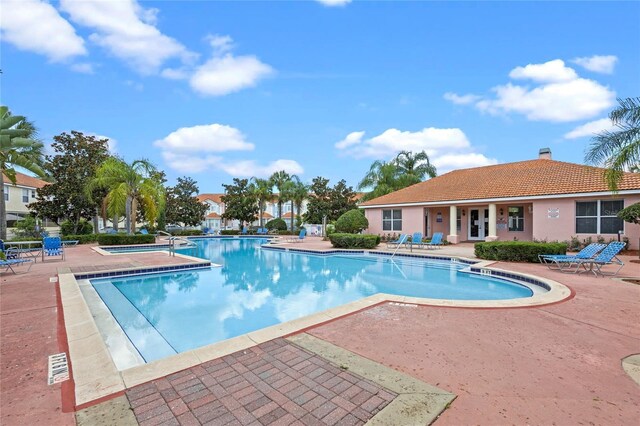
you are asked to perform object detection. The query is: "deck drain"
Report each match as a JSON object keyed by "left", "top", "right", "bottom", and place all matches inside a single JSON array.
[{"left": 48, "top": 353, "right": 69, "bottom": 385}]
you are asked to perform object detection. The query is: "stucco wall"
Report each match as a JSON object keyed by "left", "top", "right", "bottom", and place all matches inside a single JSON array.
[{"left": 365, "top": 206, "right": 424, "bottom": 236}]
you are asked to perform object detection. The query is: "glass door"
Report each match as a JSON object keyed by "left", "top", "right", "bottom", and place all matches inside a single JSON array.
[{"left": 469, "top": 209, "right": 480, "bottom": 239}]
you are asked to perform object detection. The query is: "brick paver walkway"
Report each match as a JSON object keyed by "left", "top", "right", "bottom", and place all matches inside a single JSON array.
[{"left": 126, "top": 338, "right": 396, "bottom": 426}]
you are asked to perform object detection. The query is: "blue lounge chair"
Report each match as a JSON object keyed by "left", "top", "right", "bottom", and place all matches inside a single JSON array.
[
  {"left": 571, "top": 241, "right": 626, "bottom": 276},
  {"left": 0, "top": 241, "right": 18, "bottom": 259},
  {"left": 426, "top": 232, "right": 443, "bottom": 249},
  {"left": 538, "top": 243, "right": 606, "bottom": 270},
  {"left": 1, "top": 256, "right": 33, "bottom": 274},
  {"left": 42, "top": 237, "right": 65, "bottom": 262},
  {"left": 386, "top": 234, "right": 408, "bottom": 249},
  {"left": 241, "top": 226, "right": 248, "bottom": 235},
  {"left": 139, "top": 228, "right": 149, "bottom": 235},
  {"left": 287, "top": 229, "right": 306, "bottom": 243},
  {"left": 410, "top": 232, "right": 424, "bottom": 249}
]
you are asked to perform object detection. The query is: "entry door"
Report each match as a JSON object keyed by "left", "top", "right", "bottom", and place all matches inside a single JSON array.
[
  {"left": 424, "top": 209, "right": 430, "bottom": 238},
  {"left": 469, "top": 209, "right": 489, "bottom": 240},
  {"left": 483, "top": 208, "right": 489, "bottom": 238}
]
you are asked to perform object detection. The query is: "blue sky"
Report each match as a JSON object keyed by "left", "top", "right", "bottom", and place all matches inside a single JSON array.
[{"left": 2, "top": 0, "right": 639, "bottom": 193}]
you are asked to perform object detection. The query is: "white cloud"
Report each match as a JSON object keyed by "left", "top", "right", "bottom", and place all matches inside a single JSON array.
[
  {"left": 70, "top": 63, "right": 94, "bottom": 74},
  {"left": 445, "top": 59, "right": 615, "bottom": 122},
  {"left": 154, "top": 124, "right": 254, "bottom": 153},
  {"left": 205, "top": 34, "right": 234, "bottom": 54},
  {"left": 508, "top": 59, "right": 578, "bottom": 83},
  {"left": 161, "top": 152, "right": 303, "bottom": 177},
  {"left": 564, "top": 118, "right": 615, "bottom": 139},
  {"left": 443, "top": 92, "right": 481, "bottom": 105},
  {"left": 335, "top": 131, "right": 365, "bottom": 149},
  {"left": 336, "top": 127, "right": 497, "bottom": 172},
  {"left": 0, "top": 0, "right": 86, "bottom": 62},
  {"left": 190, "top": 53, "right": 273, "bottom": 96},
  {"left": 316, "top": 0, "right": 352, "bottom": 6},
  {"left": 572, "top": 55, "right": 618, "bottom": 74},
  {"left": 59, "top": 0, "right": 194, "bottom": 74}
]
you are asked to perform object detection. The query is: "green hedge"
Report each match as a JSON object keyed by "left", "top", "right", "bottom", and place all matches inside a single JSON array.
[
  {"left": 474, "top": 241, "right": 567, "bottom": 263},
  {"left": 329, "top": 233, "right": 380, "bottom": 249},
  {"left": 266, "top": 218, "right": 287, "bottom": 231},
  {"left": 170, "top": 229, "right": 203, "bottom": 236},
  {"left": 220, "top": 230, "right": 240, "bottom": 235},
  {"left": 97, "top": 234, "right": 156, "bottom": 245},
  {"left": 61, "top": 234, "right": 99, "bottom": 244}
]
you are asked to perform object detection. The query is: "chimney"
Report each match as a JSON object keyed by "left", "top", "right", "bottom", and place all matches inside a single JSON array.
[{"left": 539, "top": 147, "right": 552, "bottom": 160}]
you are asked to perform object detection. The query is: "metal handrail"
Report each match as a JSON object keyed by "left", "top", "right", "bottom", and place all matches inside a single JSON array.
[{"left": 155, "top": 231, "right": 196, "bottom": 256}]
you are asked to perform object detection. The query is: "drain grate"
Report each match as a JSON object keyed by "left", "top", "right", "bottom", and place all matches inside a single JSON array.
[{"left": 48, "top": 353, "right": 69, "bottom": 385}]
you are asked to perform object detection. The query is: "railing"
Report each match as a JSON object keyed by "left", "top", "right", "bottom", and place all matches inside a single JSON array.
[{"left": 156, "top": 231, "right": 197, "bottom": 256}]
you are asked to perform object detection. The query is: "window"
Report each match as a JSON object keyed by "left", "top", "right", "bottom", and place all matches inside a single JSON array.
[
  {"left": 22, "top": 189, "right": 29, "bottom": 203},
  {"left": 3, "top": 186, "right": 7, "bottom": 201},
  {"left": 382, "top": 209, "right": 402, "bottom": 231},
  {"left": 576, "top": 200, "right": 624, "bottom": 234},
  {"left": 508, "top": 206, "right": 524, "bottom": 231},
  {"left": 456, "top": 208, "right": 462, "bottom": 231},
  {"left": 31, "top": 190, "right": 35, "bottom": 198}
]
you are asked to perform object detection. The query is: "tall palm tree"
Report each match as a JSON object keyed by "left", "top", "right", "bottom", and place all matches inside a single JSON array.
[
  {"left": 0, "top": 106, "right": 46, "bottom": 239},
  {"left": 290, "top": 180, "right": 309, "bottom": 231},
  {"left": 87, "top": 158, "right": 165, "bottom": 233},
  {"left": 358, "top": 160, "right": 402, "bottom": 202},
  {"left": 280, "top": 175, "right": 302, "bottom": 230},
  {"left": 269, "top": 170, "right": 291, "bottom": 218},
  {"left": 395, "top": 150, "right": 437, "bottom": 185},
  {"left": 586, "top": 97, "right": 640, "bottom": 191},
  {"left": 250, "top": 177, "right": 273, "bottom": 227}
]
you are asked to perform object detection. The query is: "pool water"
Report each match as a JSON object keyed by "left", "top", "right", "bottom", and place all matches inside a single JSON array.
[{"left": 92, "top": 238, "right": 533, "bottom": 362}]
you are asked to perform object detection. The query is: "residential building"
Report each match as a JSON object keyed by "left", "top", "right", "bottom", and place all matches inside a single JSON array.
[
  {"left": 360, "top": 149, "right": 640, "bottom": 249},
  {"left": 2, "top": 171, "right": 51, "bottom": 233}
]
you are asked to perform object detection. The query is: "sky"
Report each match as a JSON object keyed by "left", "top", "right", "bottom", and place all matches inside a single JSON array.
[{"left": 1, "top": 0, "right": 639, "bottom": 193}]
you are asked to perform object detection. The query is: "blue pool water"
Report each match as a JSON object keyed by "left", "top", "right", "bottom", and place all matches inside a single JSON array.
[{"left": 92, "top": 238, "right": 533, "bottom": 362}]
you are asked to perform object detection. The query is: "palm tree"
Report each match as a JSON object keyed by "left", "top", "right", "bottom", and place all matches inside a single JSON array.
[
  {"left": 280, "top": 175, "right": 302, "bottom": 231},
  {"left": 87, "top": 158, "right": 165, "bottom": 233},
  {"left": 585, "top": 97, "right": 640, "bottom": 191},
  {"left": 358, "top": 160, "right": 402, "bottom": 202},
  {"left": 250, "top": 177, "right": 273, "bottom": 227},
  {"left": 269, "top": 170, "right": 291, "bottom": 218},
  {"left": 395, "top": 150, "right": 437, "bottom": 185},
  {"left": 0, "top": 106, "right": 46, "bottom": 239},
  {"left": 290, "top": 180, "right": 309, "bottom": 231}
]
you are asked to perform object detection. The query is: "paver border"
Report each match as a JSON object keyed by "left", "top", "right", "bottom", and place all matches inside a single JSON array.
[{"left": 287, "top": 333, "right": 456, "bottom": 425}]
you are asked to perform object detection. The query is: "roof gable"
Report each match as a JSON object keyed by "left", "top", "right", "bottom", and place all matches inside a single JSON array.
[{"left": 2, "top": 171, "right": 48, "bottom": 189}]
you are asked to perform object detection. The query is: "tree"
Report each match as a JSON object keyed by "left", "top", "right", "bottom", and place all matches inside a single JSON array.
[
  {"left": 29, "top": 131, "right": 110, "bottom": 234},
  {"left": 617, "top": 203, "right": 640, "bottom": 225},
  {"left": 290, "top": 180, "right": 309, "bottom": 231},
  {"left": 269, "top": 170, "right": 291, "bottom": 218},
  {"left": 87, "top": 158, "right": 165, "bottom": 233},
  {"left": 280, "top": 174, "right": 302, "bottom": 230},
  {"left": 165, "top": 177, "right": 208, "bottom": 227},
  {"left": 221, "top": 178, "right": 258, "bottom": 229},
  {"left": 585, "top": 97, "right": 640, "bottom": 191},
  {"left": 304, "top": 177, "right": 357, "bottom": 223},
  {"left": 251, "top": 177, "right": 273, "bottom": 227},
  {"left": 0, "top": 106, "right": 46, "bottom": 239},
  {"left": 335, "top": 209, "right": 368, "bottom": 233},
  {"left": 395, "top": 150, "right": 437, "bottom": 184}
]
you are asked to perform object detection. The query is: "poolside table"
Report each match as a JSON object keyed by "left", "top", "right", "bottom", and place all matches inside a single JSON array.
[{"left": 4, "top": 241, "right": 43, "bottom": 263}]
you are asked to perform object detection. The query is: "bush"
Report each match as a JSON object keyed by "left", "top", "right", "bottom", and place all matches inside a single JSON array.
[
  {"left": 265, "top": 218, "right": 287, "bottom": 231},
  {"left": 335, "top": 209, "right": 368, "bottom": 234},
  {"left": 221, "top": 230, "right": 240, "bottom": 235},
  {"left": 474, "top": 241, "right": 567, "bottom": 263},
  {"left": 60, "top": 219, "right": 93, "bottom": 236},
  {"left": 170, "top": 229, "right": 203, "bottom": 236},
  {"left": 329, "top": 233, "right": 380, "bottom": 249},
  {"left": 13, "top": 215, "right": 39, "bottom": 238},
  {"left": 62, "top": 234, "right": 99, "bottom": 244},
  {"left": 97, "top": 234, "right": 156, "bottom": 245}
]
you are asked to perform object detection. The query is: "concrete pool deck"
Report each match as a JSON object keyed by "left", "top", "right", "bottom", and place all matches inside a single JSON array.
[{"left": 1, "top": 242, "right": 639, "bottom": 425}]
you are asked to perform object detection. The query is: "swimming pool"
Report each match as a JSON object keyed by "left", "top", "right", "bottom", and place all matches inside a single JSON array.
[{"left": 91, "top": 238, "right": 534, "bottom": 363}]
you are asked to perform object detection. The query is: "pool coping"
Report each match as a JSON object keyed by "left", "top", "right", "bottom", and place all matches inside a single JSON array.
[{"left": 58, "top": 247, "right": 571, "bottom": 408}]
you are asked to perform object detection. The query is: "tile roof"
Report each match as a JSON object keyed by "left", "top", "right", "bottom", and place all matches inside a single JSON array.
[
  {"left": 261, "top": 212, "right": 273, "bottom": 219},
  {"left": 197, "top": 193, "right": 224, "bottom": 203},
  {"left": 205, "top": 212, "right": 221, "bottom": 219},
  {"left": 360, "top": 159, "right": 640, "bottom": 207},
  {"left": 2, "top": 171, "right": 48, "bottom": 189}
]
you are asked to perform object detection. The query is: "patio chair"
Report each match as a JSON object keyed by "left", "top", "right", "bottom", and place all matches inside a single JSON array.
[
  {"left": 570, "top": 241, "right": 626, "bottom": 277},
  {"left": 241, "top": 226, "right": 248, "bottom": 235},
  {"left": 203, "top": 227, "right": 210, "bottom": 234},
  {"left": 426, "top": 232, "right": 444, "bottom": 249},
  {"left": 386, "top": 234, "right": 408, "bottom": 249},
  {"left": 410, "top": 232, "right": 425, "bottom": 249},
  {"left": 0, "top": 241, "right": 18, "bottom": 259},
  {"left": 538, "top": 243, "right": 606, "bottom": 271},
  {"left": 286, "top": 229, "right": 306, "bottom": 243},
  {"left": 1, "top": 256, "right": 33, "bottom": 274},
  {"left": 42, "top": 237, "right": 65, "bottom": 262}
]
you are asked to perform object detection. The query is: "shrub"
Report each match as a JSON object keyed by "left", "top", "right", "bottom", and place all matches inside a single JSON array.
[
  {"left": 170, "top": 229, "right": 203, "bottom": 236},
  {"left": 62, "top": 234, "right": 99, "bottom": 244},
  {"left": 60, "top": 219, "right": 93, "bottom": 236},
  {"left": 265, "top": 218, "right": 287, "bottom": 231},
  {"left": 329, "top": 233, "right": 380, "bottom": 249},
  {"left": 13, "top": 215, "right": 39, "bottom": 238},
  {"left": 96, "top": 234, "right": 156, "bottom": 245},
  {"left": 335, "top": 209, "right": 368, "bottom": 234},
  {"left": 474, "top": 241, "right": 566, "bottom": 263},
  {"left": 221, "top": 230, "right": 240, "bottom": 235}
]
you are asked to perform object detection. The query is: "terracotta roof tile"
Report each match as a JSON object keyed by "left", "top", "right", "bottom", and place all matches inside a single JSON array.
[
  {"left": 2, "top": 171, "right": 48, "bottom": 189},
  {"left": 197, "top": 193, "right": 224, "bottom": 203},
  {"left": 360, "top": 159, "right": 640, "bottom": 206},
  {"left": 206, "top": 212, "right": 221, "bottom": 219}
]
